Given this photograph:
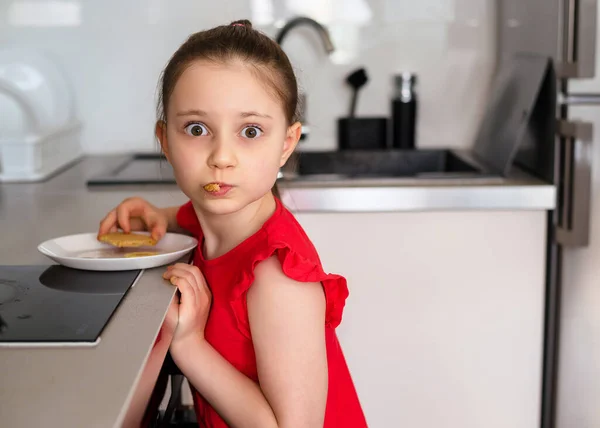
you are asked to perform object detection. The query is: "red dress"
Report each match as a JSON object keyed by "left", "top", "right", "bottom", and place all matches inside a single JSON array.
[{"left": 176, "top": 197, "right": 367, "bottom": 427}]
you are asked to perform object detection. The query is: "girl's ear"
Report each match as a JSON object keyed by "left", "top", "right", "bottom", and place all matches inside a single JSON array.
[
  {"left": 155, "top": 121, "right": 170, "bottom": 162},
  {"left": 280, "top": 121, "right": 302, "bottom": 167}
]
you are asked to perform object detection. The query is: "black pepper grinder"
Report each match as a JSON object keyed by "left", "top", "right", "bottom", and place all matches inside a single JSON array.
[{"left": 391, "top": 72, "right": 417, "bottom": 149}]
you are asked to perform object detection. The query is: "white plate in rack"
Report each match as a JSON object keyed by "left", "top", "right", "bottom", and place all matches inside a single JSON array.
[{"left": 38, "top": 232, "right": 198, "bottom": 271}]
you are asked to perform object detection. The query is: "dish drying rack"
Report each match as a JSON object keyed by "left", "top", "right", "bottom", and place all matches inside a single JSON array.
[{"left": 0, "top": 48, "right": 82, "bottom": 182}]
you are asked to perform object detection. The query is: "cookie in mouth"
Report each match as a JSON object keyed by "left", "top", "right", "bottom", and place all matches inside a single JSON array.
[{"left": 204, "top": 183, "right": 221, "bottom": 192}]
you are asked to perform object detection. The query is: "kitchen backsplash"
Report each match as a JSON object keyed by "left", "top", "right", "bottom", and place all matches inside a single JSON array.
[{"left": 0, "top": 0, "right": 496, "bottom": 154}]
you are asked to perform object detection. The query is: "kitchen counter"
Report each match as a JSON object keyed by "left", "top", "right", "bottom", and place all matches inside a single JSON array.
[
  {"left": 82, "top": 154, "right": 556, "bottom": 212},
  {"left": 0, "top": 155, "right": 556, "bottom": 427},
  {"left": 0, "top": 157, "right": 190, "bottom": 428},
  {"left": 278, "top": 151, "right": 556, "bottom": 211},
  {"left": 279, "top": 176, "right": 556, "bottom": 212}
]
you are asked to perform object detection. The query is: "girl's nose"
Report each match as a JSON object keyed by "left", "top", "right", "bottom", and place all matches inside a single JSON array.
[{"left": 207, "top": 136, "right": 237, "bottom": 169}]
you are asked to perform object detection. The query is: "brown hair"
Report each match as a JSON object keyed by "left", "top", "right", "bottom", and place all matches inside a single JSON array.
[{"left": 157, "top": 19, "right": 297, "bottom": 199}]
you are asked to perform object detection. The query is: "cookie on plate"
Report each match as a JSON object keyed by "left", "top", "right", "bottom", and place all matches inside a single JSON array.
[
  {"left": 124, "top": 251, "right": 160, "bottom": 258},
  {"left": 98, "top": 232, "right": 157, "bottom": 248}
]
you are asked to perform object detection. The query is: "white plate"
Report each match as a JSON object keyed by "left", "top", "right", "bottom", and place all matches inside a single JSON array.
[{"left": 38, "top": 232, "right": 198, "bottom": 271}]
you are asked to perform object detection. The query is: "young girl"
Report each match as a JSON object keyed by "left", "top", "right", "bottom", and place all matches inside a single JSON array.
[{"left": 99, "top": 19, "right": 367, "bottom": 427}]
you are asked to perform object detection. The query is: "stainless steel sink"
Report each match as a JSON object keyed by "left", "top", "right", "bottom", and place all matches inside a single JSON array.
[
  {"left": 87, "top": 149, "right": 497, "bottom": 186},
  {"left": 280, "top": 149, "right": 494, "bottom": 180}
]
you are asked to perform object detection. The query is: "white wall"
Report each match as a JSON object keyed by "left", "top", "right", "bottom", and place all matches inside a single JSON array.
[{"left": 0, "top": 0, "right": 496, "bottom": 154}]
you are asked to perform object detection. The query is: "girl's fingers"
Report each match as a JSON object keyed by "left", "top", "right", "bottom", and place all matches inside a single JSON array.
[
  {"left": 98, "top": 210, "right": 118, "bottom": 236},
  {"left": 173, "top": 263, "right": 207, "bottom": 297},
  {"left": 172, "top": 277, "right": 195, "bottom": 307},
  {"left": 146, "top": 214, "right": 168, "bottom": 241},
  {"left": 100, "top": 199, "right": 165, "bottom": 239},
  {"left": 115, "top": 198, "right": 150, "bottom": 233},
  {"left": 164, "top": 267, "right": 198, "bottom": 304},
  {"left": 116, "top": 203, "right": 134, "bottom": 233}
]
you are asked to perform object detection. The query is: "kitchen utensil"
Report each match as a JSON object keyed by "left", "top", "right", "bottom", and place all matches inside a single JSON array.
[{"left": 346, "top": 67, "right": 368, "bottom": 117}]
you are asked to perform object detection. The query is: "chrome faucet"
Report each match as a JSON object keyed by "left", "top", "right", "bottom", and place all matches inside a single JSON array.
[
  {"left": 275, "top": 16, "right": 335, "bottom": 54},
  {"left": 275, "top": 17, "right": 334, "bottom": 144}
]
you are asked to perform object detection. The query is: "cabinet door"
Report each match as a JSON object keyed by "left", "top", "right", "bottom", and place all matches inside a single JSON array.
[
  {"left": 497, "top": 0, "right": 560, "bottom": 63},
  {"left": 295, "top": 210, "right": 547, "bottom": 428}
]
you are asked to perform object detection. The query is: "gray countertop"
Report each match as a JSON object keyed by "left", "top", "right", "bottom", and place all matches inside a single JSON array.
[
  {"left": 0, "top": 157, "right": 188, "bottom": 428},
  {"left": 0, "top": 155, "right": 557, "bottom": 427}
]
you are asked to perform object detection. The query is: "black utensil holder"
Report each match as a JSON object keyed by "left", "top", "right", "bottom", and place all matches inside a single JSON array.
[{"left": 337, "top": 117, "right": 388, "bottom": 150}]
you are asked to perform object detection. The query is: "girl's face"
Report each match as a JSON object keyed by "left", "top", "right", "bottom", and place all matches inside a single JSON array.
[{"left": 158, "top": 60, "right": 300, "bottom": 215}]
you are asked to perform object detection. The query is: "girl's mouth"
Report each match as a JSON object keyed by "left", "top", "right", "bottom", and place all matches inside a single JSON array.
[{"left": 203, "top": 182, "right": 233, "bottom": 196}]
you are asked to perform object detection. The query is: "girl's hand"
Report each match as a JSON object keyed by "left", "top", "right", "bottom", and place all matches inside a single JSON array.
[
  {"left": 98, "top": 197, "right": 168, "bottom": 242},
  {"left": 163, "top": 263, "right": 212, "bottom": 347}
]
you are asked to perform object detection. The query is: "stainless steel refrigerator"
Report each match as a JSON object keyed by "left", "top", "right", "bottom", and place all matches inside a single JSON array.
[{"left": 497, "top": 1, "right": 600, "bottom": 427}]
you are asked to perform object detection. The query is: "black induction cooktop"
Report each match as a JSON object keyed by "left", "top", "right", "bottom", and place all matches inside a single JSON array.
[{"left": 0, "top": 265, "right": 140, "bottom": 346}]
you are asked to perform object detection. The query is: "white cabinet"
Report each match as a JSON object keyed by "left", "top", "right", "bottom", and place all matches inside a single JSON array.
[{"left": 294, "top": 210, "right": 547, "bottom": 428}]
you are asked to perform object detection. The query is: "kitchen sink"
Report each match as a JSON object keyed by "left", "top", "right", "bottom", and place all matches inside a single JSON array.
[
  {"left": 280, "top": 149, "right": 492, "bottom": 180},
  {"left": 87, "top": 149, "right": 495, "bottom": 186}
]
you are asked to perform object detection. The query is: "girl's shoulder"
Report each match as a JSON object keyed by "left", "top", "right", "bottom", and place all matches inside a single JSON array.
[
  {"left": 262, "top": 200, "right": 321, "bottom": 261},
  {"left": 241, "top": 201, "right": 349, "bottom": 329}
]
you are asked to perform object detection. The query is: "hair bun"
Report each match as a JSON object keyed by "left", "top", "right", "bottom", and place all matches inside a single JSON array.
[{"left": 230, "top": 19, "right": 253, "bottom": 29}]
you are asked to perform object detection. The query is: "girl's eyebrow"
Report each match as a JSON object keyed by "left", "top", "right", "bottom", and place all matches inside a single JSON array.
[
  {"left": 240, "top": 111, "right": 273, "bottom": 119},
  {"left": 176, "top": 109, "right": 207, "bottom": 117},
  {"left": 175, "top": 109, "right": 273, "bottom": 119}
]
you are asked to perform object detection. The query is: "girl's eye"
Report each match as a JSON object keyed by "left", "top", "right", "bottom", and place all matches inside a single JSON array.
[
  {"left": 184, "top": 123, "right": 208, "bottom": 137},
  {"left": 240, "top": 126, "right": 263, "bottom": 139}
]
